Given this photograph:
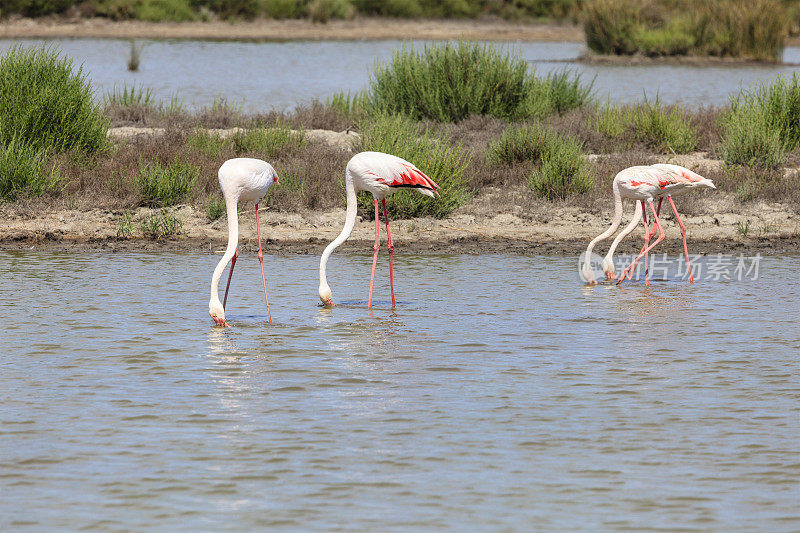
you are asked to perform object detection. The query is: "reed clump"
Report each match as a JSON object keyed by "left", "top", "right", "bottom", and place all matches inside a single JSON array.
[
  {"left": 356, "top": 113, "right": 472, "bottom": 219},
  {"left": 366, "top": 42, "right": 592, "bottom": 122},
  {"left": 584, "top": 0, "right": 788, "bottom": 61}
]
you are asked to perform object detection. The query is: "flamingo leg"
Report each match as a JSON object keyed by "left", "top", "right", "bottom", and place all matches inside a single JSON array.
[
  {"left": 222, "top": 246, "right": 238, "bottom": 310},
  {"left": 618, "top": 201, "right": 649, "bottom": 283},
  {"left": 255, "top": 203, "right": 272, "bottom": 323},
  {"left": 368, "top": 198, "right": 380, "bottom": 308},
  {"left": 620, "top": 200, "right": 665, "bottom": 286},
  {"left": 667, "top": 195, "right": 694, "bottom": 284},
  {"left": 636, "top": 197, "right": 664, "bottom": 280},
  {"left": 382, "top": 199, "right": 396, "bottom": 308}
]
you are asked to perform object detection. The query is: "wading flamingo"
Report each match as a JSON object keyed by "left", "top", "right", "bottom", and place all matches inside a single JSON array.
[
  {"left": 318, "top": 151, "right": 439, "bottom": 308},
  {"left": 209, "top": 158, "right": 278, "bottom": 326},
  {"left": 582, "top": 164, "right": 715, "bottom": 286},
  {"left": 601, "top": 164, "right": 715, "bottom": 283}
]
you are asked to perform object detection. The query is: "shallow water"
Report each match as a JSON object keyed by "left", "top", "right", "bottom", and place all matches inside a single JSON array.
[
  {"left": 2, "top": 251, "right": 799, "bottom": 530},
  {"left": 2, "top": 38, "right": 799, "bottom": 111}
]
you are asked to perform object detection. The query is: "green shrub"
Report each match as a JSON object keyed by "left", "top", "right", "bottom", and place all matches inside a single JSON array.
[
  {"left": 0, "top": 0, "right": 72, "bottom": 16},
  {"left": 693, "top": 0, "right": 787, "bottom": 61},
  {"left": 307, "top": 0, "right": 354, "bottom": 22},
  {"left": 590, "top": 98, "right": 696, "bottom": 153},
  {"left": 366, "top": 42, "right": 591, "bottom": 122},
  {"left": 721, "top": 113, "right": 785, "bottom": 169},
  {"left": 204, "top": 0, "right": 259, "bottom": 19},
  {"left": 632, "top": 98, "right": 696, "bottom": 152},
  {"left": 487, "top": 123, "right": 562, "bottom": 165},
  {"left": 522, "top": 69, "right": 594, "bottom": 118},
  {"left": 188, "top": 130, "right": 229, "bottom": 158},
  {"left": 136, "top": 159, "right": 199, "bottom": 206},
  {"left": 584, "top": 0, "right": 788, "bottom": 60},
  {"left": 584, "top": 0, "right": 643, "bottom": 55},
  {"left": 232, "top": 122, "right": 305, "bottom": 157},
  {"left": 140, "top": 210, "right": 184, "bottom": 238},
  {"left": 721, "top": 74, "right": 800, "bottom": 167},
  {"left": 356, "top": 113, "right": 472, "bottom": 218},
  {"left": 528, "top": 137, "right": 593, "bottom": 200},
  {"left": 262, "top": 0, "right": 304, "bottom": 17},
  {"left": 0, "top": 137, "right": 58, "bottom": 200},
  {"left": 92, "top": 0, "right": 197, "bottom": 20},
  {"left": 0, "top": 46, "right": 108, "bottom": 154}
]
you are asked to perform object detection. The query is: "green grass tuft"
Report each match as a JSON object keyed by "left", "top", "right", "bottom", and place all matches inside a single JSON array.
[
  {"left": 104, "top": 84, "right": 155, "bottom": 107},
  {"left": 136, "top": 159, "right": 199, "bottom": 206},
  {"left": 204, "top": 195, "right": 227, "bottom": 221},
  {"left": 590, "top": 98, "right": 697, "bottom": 153},
  {"left": 721, "top": 74, "right": 800, "bottom": 168},
  {"left": 356, "top": 113, "right": 472, "bottom": 219},
  {"left": 140, "top": 210, "right": 184, "bottom": 238}
]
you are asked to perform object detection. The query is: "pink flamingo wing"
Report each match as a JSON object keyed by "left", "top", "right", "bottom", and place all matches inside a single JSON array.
[{"left": 385, "top": 163, "right": 440, "bottom": 191}]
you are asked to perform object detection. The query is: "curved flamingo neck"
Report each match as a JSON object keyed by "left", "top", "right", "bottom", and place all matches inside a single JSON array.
[
  {"left": 210, "top": 195, "right": 240, "bottom": 310},
  {"left": 319, "top": 170, "right": 358, "bottom": 289},
  {"left": 583, "top": 181, "right": 623, "bottom": 273},
  {"left": 604, "top": 201, "right": 643, "bottom": 264}
]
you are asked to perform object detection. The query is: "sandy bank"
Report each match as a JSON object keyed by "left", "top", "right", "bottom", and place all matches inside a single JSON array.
[
  {"left": 3, "top": 128, "right": 799, "bottom": 256},
  {"left": 3, "top": 17, "right": 799, "bottom": 47},
  {"left": 0, "top": 17, "right": 583, "bottom": 43},
  {"left": 3, "top": 189, "right": 797, "bottom": 255}
]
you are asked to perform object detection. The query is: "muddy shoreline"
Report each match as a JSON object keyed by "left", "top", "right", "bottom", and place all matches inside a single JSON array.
[
  {"left": 4, "top": 17, "right": 798, "bottom": 47},
  {"left": 3, "top": 200, "right": 797, "bottom": 256},
  {"left": 4, "top": 234, "right": 798, "bottom": 256},
  {"left": 0, "top": 17, "right": 584, "bottom": 43}
]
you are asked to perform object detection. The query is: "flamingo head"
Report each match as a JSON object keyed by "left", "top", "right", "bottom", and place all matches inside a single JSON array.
[
  {"left": 318, "top": 283, "right": 334, "bottom": 307},
  {"left": 581, "top": 264, "right": 598, "bottom": 285},
  {"left": 209, "top": 302, "right": 229, "bottom": 327},
  {"left": 601, "top": 257, "right": 616, "bottom": 280}
]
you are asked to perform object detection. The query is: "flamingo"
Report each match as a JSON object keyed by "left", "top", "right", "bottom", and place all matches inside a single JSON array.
[
  {"left": 318, "top": 151, "right": 439, "bottom": 308},
  {"left": 209, "top": 158, "right": 278, "bottom": 326},
  {"left": 601, "top": 164, "right": 714, "bottom": 283},
  {"left": 582, "top": 164, "right": 715, "bottom": 286}
]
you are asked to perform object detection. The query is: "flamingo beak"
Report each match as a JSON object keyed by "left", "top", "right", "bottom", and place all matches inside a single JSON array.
[{"left": 211, "top": 315, "right": 230, "bottom": 327}]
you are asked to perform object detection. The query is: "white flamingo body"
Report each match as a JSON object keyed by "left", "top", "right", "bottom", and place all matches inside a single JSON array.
[
  {"left": 209, "top": 158, "right": 278, "bottom": 326},
  {"left": 319, "top": 151, "right": 439, "bottom": 307},
  {"left": 583, "top": 164, "right": 715, "bottom": 285}
]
